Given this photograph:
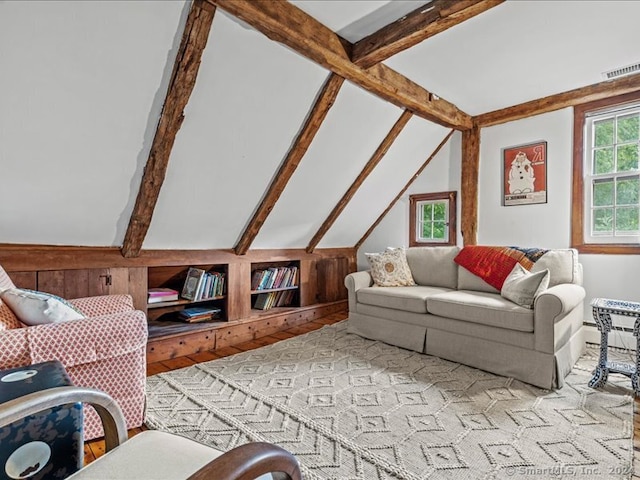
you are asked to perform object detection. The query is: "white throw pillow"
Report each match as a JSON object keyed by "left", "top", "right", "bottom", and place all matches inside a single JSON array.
[
  {"left": 365, "top": 248, "right": 415, "bottom": 287},
  {"left": 0, "top": 288, "right": 85, "bottom": 325},
  {"left": 500, "top": 264, "right": 550, "bottom": 309}
]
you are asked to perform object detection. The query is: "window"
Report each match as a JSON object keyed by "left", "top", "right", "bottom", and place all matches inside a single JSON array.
[
  {"left": 573, "top": 91, "right": 640, "bottom": 254},
  {"left": 409, "top": 191, "right": 456, "bottom": 247}
]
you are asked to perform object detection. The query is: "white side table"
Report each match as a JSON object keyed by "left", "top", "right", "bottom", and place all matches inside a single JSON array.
[{"left": 588, "top": 298, "right": 640, "bottom": 395}]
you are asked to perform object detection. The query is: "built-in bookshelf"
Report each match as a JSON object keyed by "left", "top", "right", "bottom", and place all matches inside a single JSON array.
[
  {"left": 146, "top": 264, "right": 228, "bottom": 332},
  {"left": 250, "top": 261, "right": 300, "bottom": 312}
]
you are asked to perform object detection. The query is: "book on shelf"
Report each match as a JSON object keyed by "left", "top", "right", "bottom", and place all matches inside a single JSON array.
[
  {"left": 181, "top": 267, "right": 206, "bottom": 301},
  {"left": 181, "top": 268, "right": 226, "bottom": 301},
  {"left": 147, "top": 288, "right": 179, "bottom": 304},
  {"left": 253, "top": 289, "right": 296, "bottom": 310},
  {"left": 252, "top": 266, "right": 299, "bottom": 291},
  {"left": 178, "top": 306, "right": 221, "bottom": 323}
]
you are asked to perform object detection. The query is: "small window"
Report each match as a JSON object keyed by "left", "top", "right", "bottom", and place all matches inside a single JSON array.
[
  {"left": 573, "top": 91, "right": 640, "bottom": 253},
  {"left": 409, "top": 192, "right": 456, "bottom": 246}
]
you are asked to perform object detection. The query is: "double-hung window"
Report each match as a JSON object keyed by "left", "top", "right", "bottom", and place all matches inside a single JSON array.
[
  {"left": 573, "top": 92, "right": 640, "bottom": 253},
  {"left": 409, "top": 192, "right": 456, "bottom": 246}
]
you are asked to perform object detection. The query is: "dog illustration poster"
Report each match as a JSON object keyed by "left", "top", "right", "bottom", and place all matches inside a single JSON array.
[{"left": 502, "top": 141, "right": 547, "bottom": 206}]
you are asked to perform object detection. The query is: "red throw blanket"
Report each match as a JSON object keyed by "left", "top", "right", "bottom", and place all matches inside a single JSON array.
[{"left": 454, "top": 246, "right": 548, "bottom": 290}]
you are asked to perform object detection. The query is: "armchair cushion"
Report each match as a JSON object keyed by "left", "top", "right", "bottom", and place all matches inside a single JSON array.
[
  {"left": 0, "top": 268, "right": 21, "bottom": 331},
  {"left": 0, "top": 288, "right": 84, "bottom": 325},
  {"left": 28, "top": 310, "right": 148, "bottom": 368},
  {"left": 69, "top": 294, "right": 134, "bottom": 317}
]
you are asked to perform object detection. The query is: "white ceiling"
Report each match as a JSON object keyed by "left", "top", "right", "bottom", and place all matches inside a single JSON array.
[
  {"left": 295, "top": 0, "right": 640, "bottom": 115},
  {"left": 1, "top": 0, "right": 639, "bottom": 249}
]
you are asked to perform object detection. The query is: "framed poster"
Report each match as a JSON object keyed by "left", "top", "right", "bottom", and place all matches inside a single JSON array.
[{"left": 502, "top": 140, "right": 547, "bottom": 206}]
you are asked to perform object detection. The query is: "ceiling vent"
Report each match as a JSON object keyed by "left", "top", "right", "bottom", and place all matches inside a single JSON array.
[{"left": 602, "top": 62, "right": 640, "bottom": 80}]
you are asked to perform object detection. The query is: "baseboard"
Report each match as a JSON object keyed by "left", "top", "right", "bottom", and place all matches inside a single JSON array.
[{"left": 583, "top": 324, "right": 637, "bottom": 350}]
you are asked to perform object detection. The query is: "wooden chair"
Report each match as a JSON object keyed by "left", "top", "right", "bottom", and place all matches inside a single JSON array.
[{"left": 0, "top": 386, "right": 302, "bottom": 480}]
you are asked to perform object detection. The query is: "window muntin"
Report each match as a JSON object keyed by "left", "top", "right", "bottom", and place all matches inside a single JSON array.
[
  {"left": 584, "top": 104, "right": 640, "bottom": 243},
  {"left": 409, "top": 191, "right": 456, "bottom": 247},
  {"left": 416, "top": 199, "right": 449, "bottom": 243}
]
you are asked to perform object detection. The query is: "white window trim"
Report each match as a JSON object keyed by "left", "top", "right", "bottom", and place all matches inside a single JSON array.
[
  {"left": 415, "top": 199, "right": 449, "bottom": 244},
  {"left": 583, "top": 103, "right": 640, "bottom": 244}
]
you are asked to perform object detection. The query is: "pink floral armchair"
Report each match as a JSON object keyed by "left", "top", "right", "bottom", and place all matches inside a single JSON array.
[{"left": 0, "top": 266, "right": 147, "bottom": 440}]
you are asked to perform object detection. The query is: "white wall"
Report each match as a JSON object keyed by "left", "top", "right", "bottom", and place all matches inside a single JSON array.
[
  {"left": 0, "top": 0, "right": 185, "bottom": 246},
  {"left": 357, "top": 130, "right": 460, "bottom": 269},
  {"left": 361, "top": 109, "right": 640, "bottom": 347}
]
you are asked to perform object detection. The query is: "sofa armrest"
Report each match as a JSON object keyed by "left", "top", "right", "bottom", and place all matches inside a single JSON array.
[
  {"left": 344, "top": 271, "right": 373, "bottom": 312},
  {"left": 27, "top": 310, "right": 148, "bottom": 368},
  {"left": 534, "top": 283, "right": 585, "bottom": 353},
  {"left": 69, "top": 294, "right": 135, "bottom": 317}
]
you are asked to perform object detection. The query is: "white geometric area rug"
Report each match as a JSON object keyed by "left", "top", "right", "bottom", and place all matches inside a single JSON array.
[{"left": 145, "top": 321, "right": 633, "bottom": 480}]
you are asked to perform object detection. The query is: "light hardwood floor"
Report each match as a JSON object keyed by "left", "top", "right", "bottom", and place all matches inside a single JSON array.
[{"left": 85, "top": 311, "right": 640, "bottom": 478}]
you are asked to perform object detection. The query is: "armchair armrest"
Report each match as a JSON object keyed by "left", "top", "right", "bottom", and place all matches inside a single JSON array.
[
  {"left": 534, "top": 283, "right": 585, "bottom": 353},
  {"left": 0, "top": 386, "right": 302, "bottom": 480},
  {"left": 188, "top": 442, "right": 302, "bottom": 480},
  {"left": 344, "top": 271, "right": 373, "bottom": 312},
  {"left": 0, "top": 386, "right": 128, "bottom": 453},
  {"left": 69, "top": 294, "right": 134, "bottom": 317},
  {"left": 28, "top": 310, "right": 148, "bottom": 367}
]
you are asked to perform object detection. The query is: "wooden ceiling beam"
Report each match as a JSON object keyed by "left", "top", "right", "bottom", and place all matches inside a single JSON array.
[
  {"left": 460, "top": 125, "right": 480, "bottom": 246},
  {"left": 352, "top": 0, "right": 504, "bottom": 69},
  {"left": 306, "top": 110, "right": 413, "bottom": 253},
  {"left": 207, "top": 0, "right": 472, "bottom": 130},
  {"left": 354, "top": 129, "right": 455, "bottom": 250},
  {"left": 121, "top": 0, "right": 216, "bottom": 258},
  {"left": 233, "top": 74, "right": 345, "bottom": 256},
  {"left": 475, "top": 73, "right": 640, "bottom": 128}
]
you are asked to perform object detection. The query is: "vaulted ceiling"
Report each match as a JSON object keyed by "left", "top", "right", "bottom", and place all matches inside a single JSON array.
[{"left": 1, "top": 1, "right": 639, "bottom": 254}]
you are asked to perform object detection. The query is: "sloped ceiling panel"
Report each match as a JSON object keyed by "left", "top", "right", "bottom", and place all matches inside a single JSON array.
[
  {"left": 387, "top": 0, "right": 640, "bottom": 115},
  {"left": 320, "top": 117, "right": 449, "bottom": 248},
  {"left": 252, "top": 82, "right": 401, "bottom": 249},
  {"left": 143, "top": 12, "right": 328, "bottom": 250},
  {"left": 355, "top": 130, "right": 460, "bottom": 269},
  {"left": 0, "top": 0, "right": 184, "bottom": 246},
  {"left": 290, "top": 0, "right": 429, "bottom": 43}
]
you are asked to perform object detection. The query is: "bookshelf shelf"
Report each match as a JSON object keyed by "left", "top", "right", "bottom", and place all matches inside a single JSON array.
[
  {"left": 250, "top": 286, "right": 298, "bottom": 295},
  {"left": 147, "top": 296, "right": 226, "bottom": 310},
  {"left": 147, "top": 264, "right": 228, "bottom": 323},
  {"left": 250, "top": 261, "right": 300, "bottom": 311}
]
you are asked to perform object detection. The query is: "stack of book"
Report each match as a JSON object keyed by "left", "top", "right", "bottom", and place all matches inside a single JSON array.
[
  {"left": 181, "top": 267, "right": 226, "bottom": 301},
  {"left": 177, "top": 306, "right": 221, "bottom": 323},
  {"left": 251, "top": 266, "right": 298, "bottom": 291},
  {"left": 147, "top": 288, "right": 179, "bottom": 304},
  {"left": 253, "top": 289, "right": 296, "bottom": 310}
]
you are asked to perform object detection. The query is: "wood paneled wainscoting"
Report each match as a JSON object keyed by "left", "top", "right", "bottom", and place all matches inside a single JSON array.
[{"left": 0, "top": 245, "right": 355, "bottom": 362}]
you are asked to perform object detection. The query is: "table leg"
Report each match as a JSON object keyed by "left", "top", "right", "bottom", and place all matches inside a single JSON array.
[
  {"left": 589, "top": 310, "right": 611, "bottom": 388},
  {"left": 632, "top": 317, "right": 640, "bottom": 395}
]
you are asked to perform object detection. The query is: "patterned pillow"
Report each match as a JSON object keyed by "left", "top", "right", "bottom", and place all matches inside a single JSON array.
[
  {"left": 365, "top": 248, "right": 415, "bottom": 287},
  {"left": 501, "top": 264, "right": 550, "bottom": 309},
  {"left": 0, "top": 288, "right": 85, "bottom": 325}
]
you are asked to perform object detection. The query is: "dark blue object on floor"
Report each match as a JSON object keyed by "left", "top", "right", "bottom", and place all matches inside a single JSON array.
[{"left": 0, "top": 360, "right": 83, "bottom": 480}]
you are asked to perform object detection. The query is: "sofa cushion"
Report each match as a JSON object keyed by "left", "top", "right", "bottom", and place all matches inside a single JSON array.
[
  {"left": 530, "top": 249, "right": 580, "bottom": 287},
  {"left": 0, "top": 288, "right": 85, "bottom": 325},
  {"left": 405, "top": 246, "right": 459, "bottom": 289},
  {"left": 501, "top": 264, "right": 550, "bottom": 309},
  {"left": 357, "top": 285, "right": 452, "bottom": 314},
  {"left": 365, "top": 248, "right": 415, "bottom": 287},
  {"left": 457, "top": 267, "right": 500, "bottom": 293},
  {"left": 427, "top": 290, "right": 535, "bottom": 332}
]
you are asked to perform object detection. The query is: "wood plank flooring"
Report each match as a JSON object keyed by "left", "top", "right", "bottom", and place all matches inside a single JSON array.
[{"left": 85, "top": 311, "right": 640, "bottom": 478}]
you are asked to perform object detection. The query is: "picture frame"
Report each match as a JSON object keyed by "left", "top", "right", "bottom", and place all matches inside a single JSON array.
[{"left": 502, "top": 140, "right": 547, "bottom": 206}]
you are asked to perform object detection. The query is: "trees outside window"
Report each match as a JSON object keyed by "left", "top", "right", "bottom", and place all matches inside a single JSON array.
[
  {"left": 573, "top": 91, "right": 640, "bottom": 253},
  {"left": 409, "top": 192, "right": 456, "bottom": 247}
]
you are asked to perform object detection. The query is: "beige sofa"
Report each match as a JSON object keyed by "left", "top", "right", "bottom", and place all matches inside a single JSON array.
[{"left": 345, "top": 246, "right": 585, "bottom": 389}]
